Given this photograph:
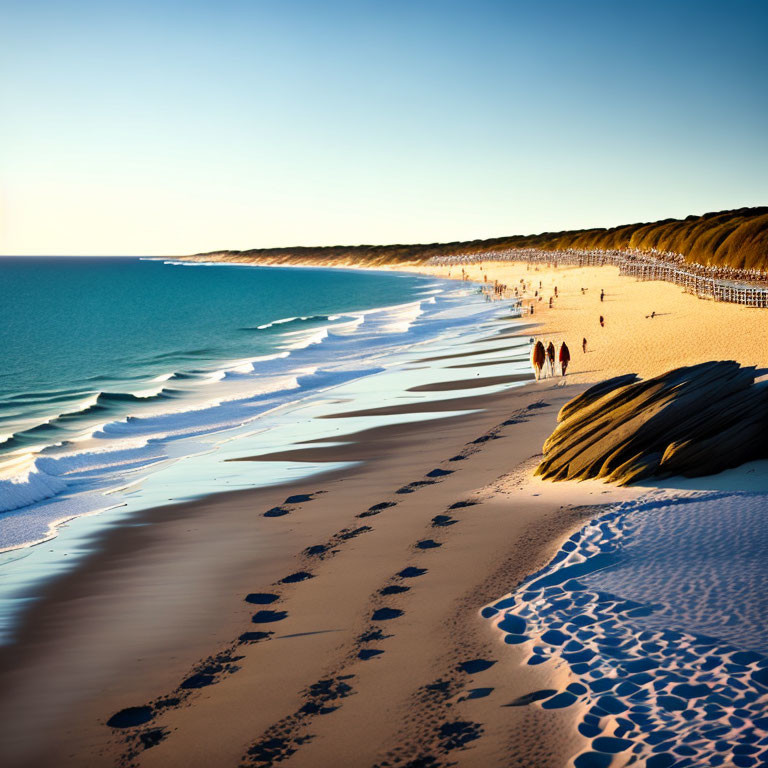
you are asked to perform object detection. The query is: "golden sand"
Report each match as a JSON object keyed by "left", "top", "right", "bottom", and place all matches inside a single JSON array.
[{"left": 410, "top": 261, "right": 768, "bottom": 383}]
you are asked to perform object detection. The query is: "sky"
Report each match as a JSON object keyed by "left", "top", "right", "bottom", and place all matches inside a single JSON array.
[{"left": 1, "top": 0, "right": 766, "bottom": 255}]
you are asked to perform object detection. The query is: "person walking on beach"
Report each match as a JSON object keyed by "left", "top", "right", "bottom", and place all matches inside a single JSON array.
[
  {"left": 600, "top": 289, "right": 604, "bottom": 302},
  {"left": 531, "top": 340, "right": 546, "bottom": 380},
  {"left": 559, "top": 341, "right": 571, "bottom": 376},
  {"left": 599, "top": 315, "right": 604, "bottom": 327},
  {"left": 582, "top": 337, "right": 587, "bottom": 353},
  {"left": 546, "top": 341, "right": 556, "bottom": 377}
]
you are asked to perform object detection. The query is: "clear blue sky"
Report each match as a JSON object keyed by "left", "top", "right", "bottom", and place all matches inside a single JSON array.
[{"left": 1, "top": 0, "right": 766, "bottom": 255}]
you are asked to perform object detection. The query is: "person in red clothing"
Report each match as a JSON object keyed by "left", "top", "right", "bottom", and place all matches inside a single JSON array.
[{"left": 559, "top": 341, "right": 571, "bottom": 376}]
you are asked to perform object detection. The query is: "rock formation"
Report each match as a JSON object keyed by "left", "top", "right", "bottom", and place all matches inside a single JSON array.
[{"left": 536, "top": 361, "right": 768, "bottom": 485}]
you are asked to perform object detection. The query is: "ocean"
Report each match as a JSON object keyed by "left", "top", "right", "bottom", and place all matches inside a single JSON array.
[{"left": 0, "top": 256, "right": 527, "bottom": 639}]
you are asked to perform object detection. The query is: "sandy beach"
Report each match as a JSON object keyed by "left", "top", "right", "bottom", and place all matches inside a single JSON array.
[
  {"left": 5, "top": 0, "right": 767, "bottom": 763},
  {"left": 410, "top": 261, "right": 768, "bottom": 382},
  {"left": 0, "top": 260, "right": 766, "bottom": 768}
]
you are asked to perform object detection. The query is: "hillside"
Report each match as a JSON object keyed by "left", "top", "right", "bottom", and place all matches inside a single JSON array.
[{"left": 189, "top": 207, "right": 768, "bottom": 271}]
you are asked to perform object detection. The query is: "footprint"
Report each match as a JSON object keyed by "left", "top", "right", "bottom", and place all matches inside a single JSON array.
[
  {"left": 369, "top": 501, "right": 397, "bottom": 512},
  {"left": 397, "top": 567, "right": 427, "bottom": 579},
  {"left": 358, "top": 501, "right": 396, "bottom": 518},
  {"left": 372, "top": 607, "right": 404, "bottom": 621},
  {"left": 338, "top": 526, "right": 372, "bottom": 540},
  {"left": 306, "top": 677, "right": 355, "bottom": 705},
  {"left": 437, "top": 720, "right": 483, "bottom": 751},
  {"left": 359, "top": 628, "right": 391, "bottom": 642},
  {"left": 284, "top": 494, "right": 313, "bottom": 504},
  {"left": 380, "top": 585, "right": 411, "bottom": 595},
  {"left": 283, "top": 493, "right": 312, "bottom": 504},
  {"left": 239, "top": 631, "right": 273, "bottom": 644},
  {"left": 449, "top": 454, "right": 468, "bottom": 462},
  {"left": 107, "top": 706, "right": 154, "bottom": 728},
  {"left": 178, "top": 653, "right": 243, "bottom": 691},
  {"left": 426, "top": 468, "right": 453, "bottom": 478},
  {"left": 179, "top": 672, "right": 217, "bottom": 689},
  {"left": 299, "top": 701, "right": 339, "bottom": 716},
  {"left": 424, "top": 679, "right": 453, "bottom": 696},
  {"left": 245, "top": 593, "right": 279, "bottom": 605},
  {"left": 243, "top": 675, "right": 353, "bottom": 765},
  {"left": 431, "top": 515, "right": 457, "bottom": 528},
  {"left": 264, "top": 507, "right": 290, "bottom": 517},
  {"left": 138, "top": 728, "right": 167, "bottom": 749},
  {"left": 415, "top": 539, "right": 442, "bottom": 550},
  {"left": 396, "top": 480, "right": 436, "bottom": 494},
  {"left": 153, "top": 696, "right": 181, "bottom": 711},
  {"left": 358, "top": 649, "right": 384, "bottom": 661},
  {"left": 398, "top": 757, "right": 440, "bottom": 768},
  {"left": 448, "top": 500, "right": 477, "bottom": 509},
  {"left": 304, "top": 544, "right": 328, "bottom": 556},
  {"left": 280, "top": 571, "right": 314, "bottom": 584},
  {"left": 252, "top": 610, "right": 288, "bottom": 624},
  {"left": 246, "top": 736, "right": 297, "bottom": 764}
]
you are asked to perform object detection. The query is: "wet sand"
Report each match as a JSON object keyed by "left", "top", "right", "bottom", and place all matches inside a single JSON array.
[
  {"left": 406, "top": 372, "right": 535, "bottom": 392},
  {"left": 0, "top": 373, "right": 634, "bottom": 768}
]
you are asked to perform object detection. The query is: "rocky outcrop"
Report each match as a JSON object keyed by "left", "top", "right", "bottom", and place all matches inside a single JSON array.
[{"left": 536, "top": 361, "right": 768, "bottom": 485}]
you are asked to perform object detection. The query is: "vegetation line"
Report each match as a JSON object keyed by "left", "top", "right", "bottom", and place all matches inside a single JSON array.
[{"left": 189, "top": 207, "right": 768, "bottom": 271}]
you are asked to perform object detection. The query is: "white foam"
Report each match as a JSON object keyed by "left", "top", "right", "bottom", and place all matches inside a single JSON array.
[
  {"left": 0, "top": 468, "right": 68, "bottom": 513},
  {"left": 256, "top": 315, "right": 300, "bottom": 330},
  {"left": 280, "top": 326, "right": 329, "bottom": 350},
  {"left": 0, "top": 283, "right": 512, "bottom": 554}
]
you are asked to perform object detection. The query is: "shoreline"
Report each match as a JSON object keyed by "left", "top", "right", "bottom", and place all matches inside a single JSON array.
[
  {"left": 405, "top": 259, "right": 768, "bottom": 382},
  {"left": 0, "top": 265, "right": 503, "bottom": 595},
  {"left": 0, "top": 376, "right": 606, "bottom": 767},
  {"left": 0, "top": 258, "right": 766, "bottom": 766}
]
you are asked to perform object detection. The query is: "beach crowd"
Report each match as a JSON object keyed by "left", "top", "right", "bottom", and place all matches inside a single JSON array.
[{"left": 433, "top": 248, "right": 768, "bottom": 308}]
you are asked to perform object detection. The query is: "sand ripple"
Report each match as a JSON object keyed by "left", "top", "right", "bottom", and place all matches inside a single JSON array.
[{"left": 484, "top": 489, "right": 768, "bottom": 766}]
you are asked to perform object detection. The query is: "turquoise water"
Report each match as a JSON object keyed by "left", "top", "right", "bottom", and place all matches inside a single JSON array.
[
  {"left": 0, "top": 257, "right": 433, "bottom": 459},
  {"left": 0, "top": 258, "right": 516, "bottom": 551},
  {"left": 0, "top": 256, "right": 533, "bottom": 643}
]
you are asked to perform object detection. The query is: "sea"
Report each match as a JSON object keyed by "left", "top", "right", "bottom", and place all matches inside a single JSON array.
[{"left": 0, "top": 256, "right": 528, "bottom": 640}]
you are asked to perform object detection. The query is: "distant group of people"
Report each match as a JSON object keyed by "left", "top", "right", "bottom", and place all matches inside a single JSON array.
[
  {"left": 530, "top": 339, "right": 570, "bottom": 379},
  {"left": 432, "top": 247, "right": 768, "bottom": 308},
  {"left": 489, "top": 279, "right": 508, "bottom": 296}
]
